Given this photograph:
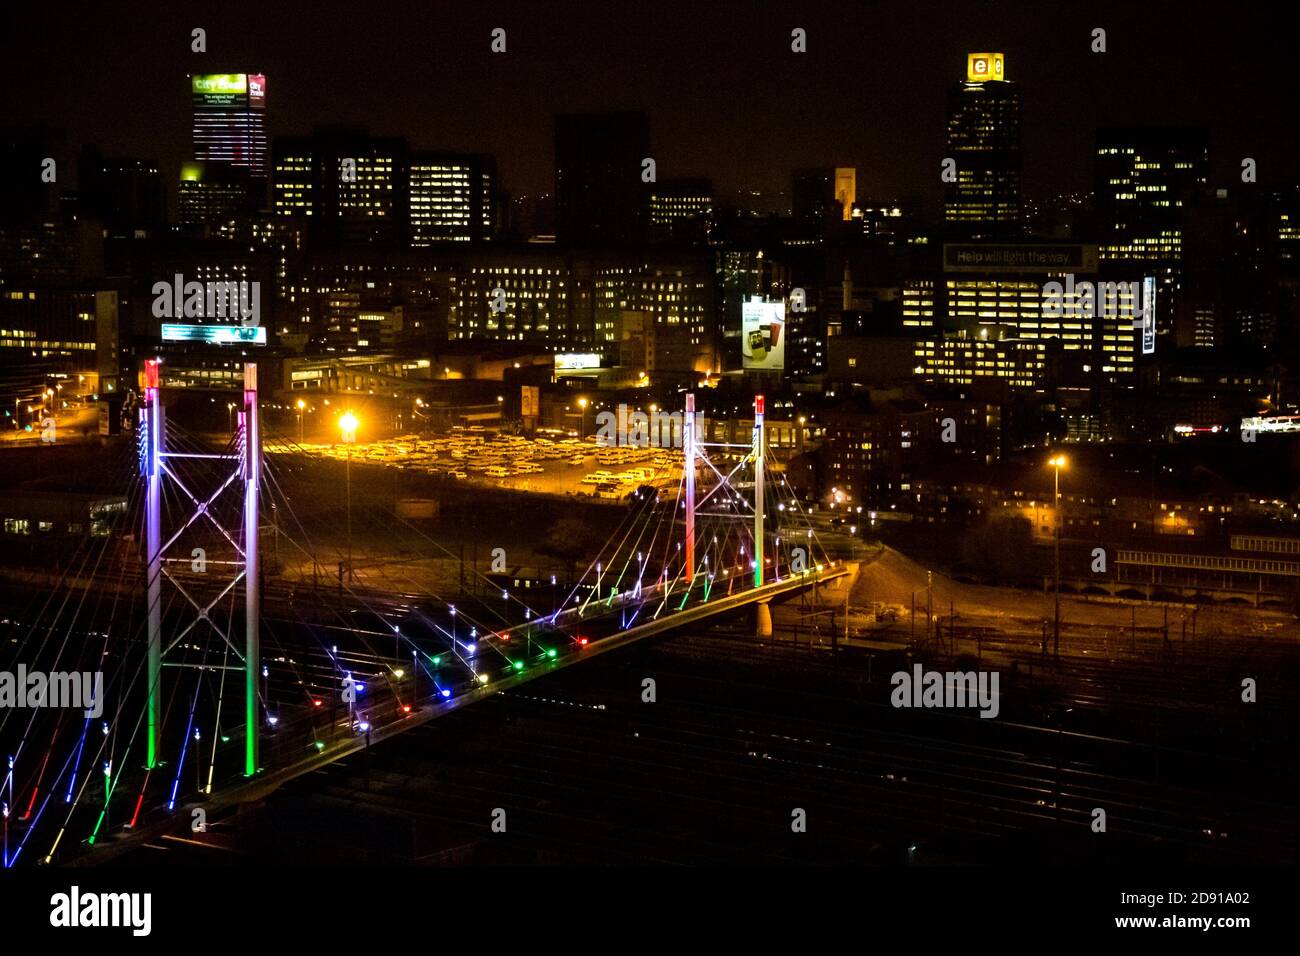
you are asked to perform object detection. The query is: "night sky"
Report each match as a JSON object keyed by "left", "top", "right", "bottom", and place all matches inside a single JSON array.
[{"left": 3, "top": 0, "right": 1297, "bottom": 209}]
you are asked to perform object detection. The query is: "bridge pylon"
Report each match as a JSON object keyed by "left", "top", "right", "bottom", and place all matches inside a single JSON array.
[
  {"left": 684, "top": 393, "right": 696, "bottom": 584},
  {"left": 680, "top": 393, "right": 775, "bottom": 591},
  {"left": 753, "top": 395, "right": 765, "bottom": 587},
  {"left": 140, "top": 358, "right": 262, "bottom": 781}
]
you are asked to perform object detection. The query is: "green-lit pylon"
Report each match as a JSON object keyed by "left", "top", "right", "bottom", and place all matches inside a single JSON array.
[
  {"left": 242, "top": 363, "right": 261, "bottom": 777},
  {"left": 753, "top": 394, "right": 765, "bottom": 588}
]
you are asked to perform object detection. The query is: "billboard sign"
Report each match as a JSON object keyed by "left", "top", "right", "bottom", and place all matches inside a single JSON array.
[
  {"left": 247, "top": 73, "right": 266, "bottom": 108},
  {"left": 192, "top": 74, "right": 248, "bottom": 106},
  {"left": 520, "top": 385, "right": 540, "bottom": 419},
  {"left": 161, "top": 324, "right": 267, "bottom": 346},
  {"left": 967, "top": 53, "right": 1006, "bottom": 82},
  {"left": 555, "top": 353, "right": 601, "bottom": 370},
  {"left": 944, "top": 244, "right": 1098, "bottom": 274},
  {"left": 742, "top": 299, "right": 785, "bottom": 371},
  {"left": 1141, "top": 276, "right": 1156, "bottom": 355}
]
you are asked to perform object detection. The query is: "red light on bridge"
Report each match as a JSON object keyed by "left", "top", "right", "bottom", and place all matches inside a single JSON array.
[{"left": 755, "top": 395, "right": 765, "bottom": 415}]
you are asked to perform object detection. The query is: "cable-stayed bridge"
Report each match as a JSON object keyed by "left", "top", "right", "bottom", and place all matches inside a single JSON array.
[{"left": 0, "top": 362, "right": 848, "bottom": 865}]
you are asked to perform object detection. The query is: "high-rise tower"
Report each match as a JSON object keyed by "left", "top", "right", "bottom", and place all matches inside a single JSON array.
[
  {"left": 944, "top": 53, "right": 1021, "bottom": 237},
  {"left": 190, "top": 73, "right": 268, "bottom": 187}
]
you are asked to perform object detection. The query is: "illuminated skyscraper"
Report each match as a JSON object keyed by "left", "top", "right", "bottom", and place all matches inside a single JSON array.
[
  {"left": 649, "top": 178, "right": 713, "bottom": 242},
  {"left": 409, "top": 152, "right": 496, "bottom": 244},
  {"left": 1095, "top": 128, "right": 1207, "bottom": 262},
  {"left": 272, "top": 127, "right": 408, "bottom": 248},
  {"left": 944, "top": 53, "right": 1021, "bottom": 237},
  {"left": 1095, "top": 127, "right": 1208, "bottom": 340},
  {"left": 190, "top": 74, "right": 268, "bottom": 185}
]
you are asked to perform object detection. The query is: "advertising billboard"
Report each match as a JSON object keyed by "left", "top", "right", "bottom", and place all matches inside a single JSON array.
[
  {"left": 966, "top": 52, "right": 1006, "bottom": 82},
  {"left": 192, "top": 74, "right": 248, "bottom": 106},
  {"left": 742, "top": 299, "right": 785, "bottom": 371},
  {"left": 944, "top": 243, "right": 1098, "bottom": 274},
  {"left": 520, "top": 385, "right": 540, "bottom": 419},
  {"left": 1141, "top": 276, "right": 1157, "bottom": 355},
  {"left": 161, "top": 324, "right": 267, "bottom": 346},
  {"left": 247, "top": 73, "right": 266, "bottom": 108},
  {"left": 555, "top": 353, "right": 601, "bottom": 370}
]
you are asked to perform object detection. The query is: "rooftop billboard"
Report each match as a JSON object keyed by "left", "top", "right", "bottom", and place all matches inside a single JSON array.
[{"left": 191, "top": 74, "right": 257, "bottom": 107}]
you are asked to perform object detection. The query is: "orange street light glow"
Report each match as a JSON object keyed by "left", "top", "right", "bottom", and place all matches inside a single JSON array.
[{"left": 339, "top": 411, "right": 359, "bottom": 441}]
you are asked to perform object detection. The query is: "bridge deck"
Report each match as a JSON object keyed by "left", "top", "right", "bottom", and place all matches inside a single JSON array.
[{"left": 75, "top": 566, "right": 851, "bottom": 864}]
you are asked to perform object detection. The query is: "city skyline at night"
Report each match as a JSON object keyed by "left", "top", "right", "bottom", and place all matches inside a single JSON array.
[
  {"left": 0, "top": 0, "right": 1295, "bottom": 940},
  {"left": 5, "top": 0, "right": 1297, "bottom": 207}
]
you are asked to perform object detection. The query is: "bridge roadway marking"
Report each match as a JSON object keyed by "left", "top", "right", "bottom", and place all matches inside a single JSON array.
[{"left": 71, "top": 567, "right": 849, "bottom": 865}]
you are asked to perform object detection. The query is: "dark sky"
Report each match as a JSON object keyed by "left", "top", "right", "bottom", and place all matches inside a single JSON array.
[{"left": 3, "top": 0, "right": 1297, "bottom": 206}]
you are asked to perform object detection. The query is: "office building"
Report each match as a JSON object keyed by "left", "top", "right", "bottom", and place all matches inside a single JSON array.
[
  {"left": 190, "top": 73, "right": 268, "bottom": 188},
  {"left": 792, "top": 167, "right": 856, "bottom": 227},
  {"left": 1095, "top": 127, "right": 1209, "bottom": 341},
  {"left": 178, "top": 161, "right": 255, "bottom": 233},
  {"left": 944, "top": 53, "right": 1021, "bottom": 237},
  {"left": 272, "top": 127, "right": 409, "bottom": 248},
  {"left": 649, "top": 178, "right": 713, "bottom": 242},
  {"left": 77, "top": 148, "right": 165, "bottom": 239},
  {"left": 409, "top": 152, "right": 496, "bottom": 244}
]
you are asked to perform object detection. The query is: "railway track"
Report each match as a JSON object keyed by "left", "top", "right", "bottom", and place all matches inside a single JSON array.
[{"left": 132, "top": 625, "right": 1300, "bottom": 865}]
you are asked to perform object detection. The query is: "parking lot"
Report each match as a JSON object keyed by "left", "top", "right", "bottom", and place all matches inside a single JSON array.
[{"left": 277, "top": 426, "right": 684, "bottom": 499}]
